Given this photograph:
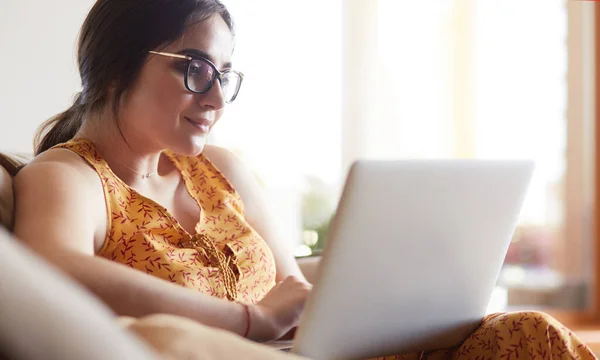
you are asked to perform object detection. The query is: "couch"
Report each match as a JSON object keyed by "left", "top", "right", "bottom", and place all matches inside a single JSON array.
[{"left": 0, "top": 151, "right": 317, "bottom": 359}]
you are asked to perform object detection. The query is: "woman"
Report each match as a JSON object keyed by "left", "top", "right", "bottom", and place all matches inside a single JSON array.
[
  {"left": 15, "top": 0, "right": 307, "bottom": 342},
  {"left": 12, "top": 0, "right": 595, "bottom": 359}
]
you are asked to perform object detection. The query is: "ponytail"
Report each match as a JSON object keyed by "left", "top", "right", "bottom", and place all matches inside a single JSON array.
[{"left": 34, "top": 92, "right": 86, "bottom": 155}]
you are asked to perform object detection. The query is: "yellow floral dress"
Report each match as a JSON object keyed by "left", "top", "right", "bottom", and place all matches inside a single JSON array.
[{"left": 56, "top": 138, "right": 276, "bottom": 304}]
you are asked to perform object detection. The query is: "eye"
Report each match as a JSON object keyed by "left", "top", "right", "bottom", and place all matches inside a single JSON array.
[
  {"left": 189, "top": 62, "right": 201, "bottom": 74},
  {"left": 188, "top": 60, "right": 214, "bottom": 82}
]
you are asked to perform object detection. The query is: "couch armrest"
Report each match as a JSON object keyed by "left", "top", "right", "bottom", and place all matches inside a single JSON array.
[
  {"left": 0, "top": 228, "right": 160, "bottom": 360},
  {"left": 297, "top": 256, "right": 321, "bottom": 284},
  {"left": 0, "top": 166, "right": 13, "bottom": 230}
]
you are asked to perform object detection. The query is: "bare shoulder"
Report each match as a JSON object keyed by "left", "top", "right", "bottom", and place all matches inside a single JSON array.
[
  {"left": 13, "top": 148, "right": 106, "bottom": 254},
  {"left": 14, "top": 147, "right": 103, "bottom": 214},
  {"left": 201, "top": 145, "right": 249, "bottom": 186},
  {"left": 22, "top": 147, "right": 99, "bottom": 180}
]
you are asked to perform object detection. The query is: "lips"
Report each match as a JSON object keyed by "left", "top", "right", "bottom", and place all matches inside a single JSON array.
[{"left": 185, "top": 117, "right": 213, "bottom": 133}]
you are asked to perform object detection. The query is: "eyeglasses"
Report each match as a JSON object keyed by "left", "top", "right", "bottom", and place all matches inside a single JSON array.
[{"left": 149, "top": 51, "right": 244, "bottom": 103}]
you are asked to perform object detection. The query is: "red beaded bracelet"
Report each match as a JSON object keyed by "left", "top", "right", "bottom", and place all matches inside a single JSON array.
[{"left": 241, "top": 303, "right": 251, "bottom": 338}]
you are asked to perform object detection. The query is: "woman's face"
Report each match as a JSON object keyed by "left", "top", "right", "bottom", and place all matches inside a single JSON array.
[{"left": 120, "top": 14, "right": 234, "bottom": 155}]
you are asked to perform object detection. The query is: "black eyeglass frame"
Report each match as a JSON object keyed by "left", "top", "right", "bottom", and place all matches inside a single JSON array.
[{"left": 149, "top": 50, "right": 244, "bottom": 103}]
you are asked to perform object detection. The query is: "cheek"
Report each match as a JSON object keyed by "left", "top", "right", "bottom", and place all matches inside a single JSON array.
[
  {"left": 130, "top": 72, "right": 194, "bottom": 120},
  {"left": 154, "top": 86, "right": 193, "bottom": 117},
  {"left": 152, "top": 72, "right": 192, "bottom": 112}
]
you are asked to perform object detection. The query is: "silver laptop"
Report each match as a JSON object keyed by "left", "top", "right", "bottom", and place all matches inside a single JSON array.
[{"left": 271, "top": 160, "right": 534, "bottom": 360}]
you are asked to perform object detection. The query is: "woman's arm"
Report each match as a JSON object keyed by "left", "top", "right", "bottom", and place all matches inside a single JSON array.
[
  {"left": 12, "top": 159, "right": 307, "bottom": 341},
  {"left": 13, "top": 161, "right": 250, "bottom": 333},
  {"left": 203, "top": 146, "right": 308, "bottom": 283}
]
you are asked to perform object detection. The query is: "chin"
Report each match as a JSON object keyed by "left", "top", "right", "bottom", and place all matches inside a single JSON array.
[{"left": 167, "top": 135, "right": 207, "bottom": 156}]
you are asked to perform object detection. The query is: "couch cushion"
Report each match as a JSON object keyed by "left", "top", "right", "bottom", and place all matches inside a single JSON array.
[
  {"left": 0, "top": 152, "right": 31, "bottom": 177},
  {"left": 0, "top": 166, "right": 13, "bottom": 230},
  {"left": 0, "top": 228, "right": 161, "bottom": 360},
  {"left": 0, "top": 152, "right": 31, "bottom": 230}
]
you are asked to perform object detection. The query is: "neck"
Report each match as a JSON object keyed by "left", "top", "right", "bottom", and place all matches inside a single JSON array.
[{"left": 76, "top": 111, "right": 168, "bottom": 184}]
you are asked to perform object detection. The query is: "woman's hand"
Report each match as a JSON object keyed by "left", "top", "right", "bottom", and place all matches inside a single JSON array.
[{"left": 247, "top": 276, "right": 312, "bottom": 342}]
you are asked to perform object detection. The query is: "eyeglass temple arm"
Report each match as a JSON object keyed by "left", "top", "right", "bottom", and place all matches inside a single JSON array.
[
  {"left": 149, "top": 50, "right": 244, "bottom": 79},
  {"left": 148, "top": 51, "right": 192, "bottom": 60}
]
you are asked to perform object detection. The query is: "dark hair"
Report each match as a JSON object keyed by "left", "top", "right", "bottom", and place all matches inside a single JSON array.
[{"left": 34, "top": 0, "right": 234, "bottom": 155}]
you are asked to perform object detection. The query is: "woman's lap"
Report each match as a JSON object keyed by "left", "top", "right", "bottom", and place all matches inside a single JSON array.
[{"left": 371, "top": 311, "right": 597, "bottom": 360}]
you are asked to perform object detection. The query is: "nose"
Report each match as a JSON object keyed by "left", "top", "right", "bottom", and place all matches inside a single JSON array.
[{"left": 198, "top": 79, "right": 226, "bottom": 110}]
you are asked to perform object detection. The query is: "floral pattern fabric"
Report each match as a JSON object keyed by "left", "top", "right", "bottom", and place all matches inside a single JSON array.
[
  {"left": 57, "top": 138, "right": 276, "bottom": 304},
  {"left": 373, "top": 312, "right": 596, "bottom": 360}
]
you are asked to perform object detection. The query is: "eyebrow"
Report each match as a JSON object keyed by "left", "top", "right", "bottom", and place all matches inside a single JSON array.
[{"left": 178, "top": 48, "right": 233, "bottom": 69}]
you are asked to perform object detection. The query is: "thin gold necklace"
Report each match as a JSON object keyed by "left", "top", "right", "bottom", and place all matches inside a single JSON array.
[
  {"left": 120, "top": 164, "right": 157, "bottom": 180},
  {"left": 102, "top": 155, "right": 158, "bottom": 180},
  {"left": 109, "top": 159, "right": 157, "bottom": 180}
]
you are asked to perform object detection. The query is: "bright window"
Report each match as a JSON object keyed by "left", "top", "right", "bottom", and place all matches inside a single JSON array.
[{"left": 218, "top": 0, "right": 589, "bottom": 309}]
